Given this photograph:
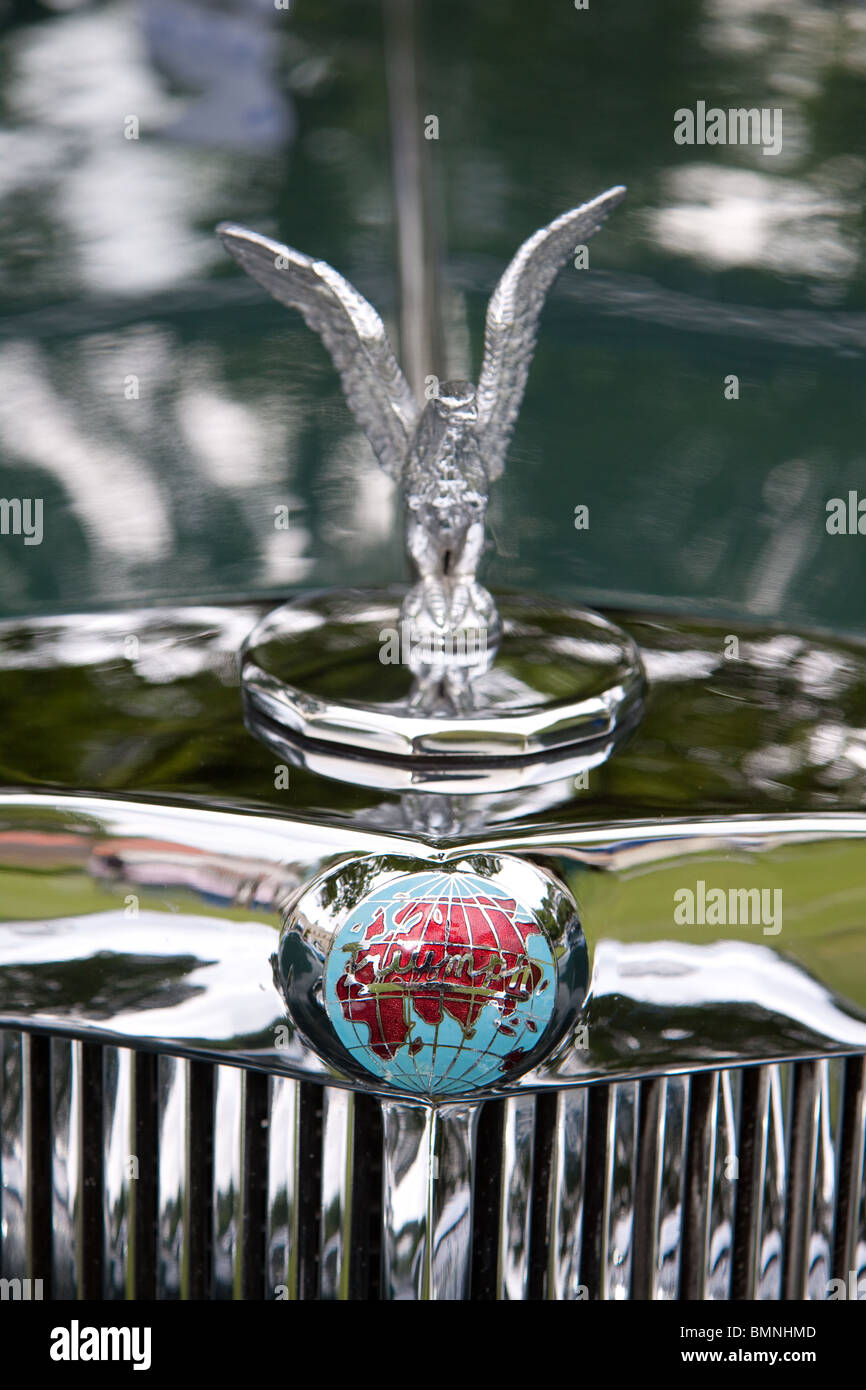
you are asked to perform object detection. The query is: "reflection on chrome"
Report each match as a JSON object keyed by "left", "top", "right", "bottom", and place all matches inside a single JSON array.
[
  {"left": 652, "top": 166, "right": 857, "bottom": 278},
  {"left": 497, "top": 1095, "right": 536, "bottom": 1299},
  {"left": 318, "top": 1088, "right": 354, "bottom": 1300},
  {"left": 2, "top": 795, "right": 866, "bottom": 1092},
  {"left": 602, "top": 1081, "right": 639, "bottom": 1301},
  {"left": 380, "top": 1101, "right": 477, "bottom": 1300}
]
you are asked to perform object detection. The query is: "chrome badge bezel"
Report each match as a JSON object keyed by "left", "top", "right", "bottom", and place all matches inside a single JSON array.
[{"left": 277, "top": 851, "right": 588, "bottom": 1100}]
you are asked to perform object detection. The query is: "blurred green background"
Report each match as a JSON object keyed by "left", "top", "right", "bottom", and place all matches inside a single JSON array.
[{"left": 0, "top": 0, "right": 863, "bottom": 630}]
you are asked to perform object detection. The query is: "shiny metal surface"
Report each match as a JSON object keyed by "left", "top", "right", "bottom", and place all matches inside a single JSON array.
[
  {"left": 265, "top": 1075, "right": 300, "bottom": 1299},
  {"left": 681, "top": 1069, "right": 740, "bottom": 1300},
  {"left": 279, "top": 849, "right": 586, "bottom": 1098},
  {"left": 213, "top": 1065, "right": 243, "bottom": 1299},
  {"left": 785, "top": 1059, "right": 837, "bottom": 1300},
  {"left": 734, "top": 1063, "right": 787, "bottom": 1298},
  {"left": 600, "top": 1080, "right": 640, "bottom": 1300},
  {"left": 7, "top": 603, "right": 866, "bottom": 822},
  {"left": 3, "top": 0, "right": 866, "bottom": 1311},
  {"left": 496, "top": 1094, "right": 536, "bottom": 1299},
  {"left": 218, "top": 192, "right": 623, "bottom": 676},
  {"left": 319, "top": 1087, "right": 354, "bottom": 1299},
  {"left": 50, "top": 1039, "right": 80, "bottom": 1299},
  {"left": 102, "top": 1047, "right": 133, "bottom": 1300},
  {"left": 157, "top": 1055, "right": 186, "bottom": 1300},
  {"left": 3, "top": 1032, "right": 866, "bottom": 1300},
  {"left": 2, "top": 793, "right": 866, "bottom": 1091},
  {"left": 637, "top": 1075, "right": 689, "bottom": 1300},
  {"left": 251, "top": 689, "right": 626, "bottom": 797},
  {"left": 242, "top": 590, "right": 644, "bottom": 790},
  {"left": 380, "top": 1101, "right": 476, "bottom": 1299},
  {"left": 0, "top": 1031, "right": 25, "bottom": 1279},
  {"left": 545, "top": 1088, "right": 588, "bottom": 1300},
  {"left": 836, "top": 1057, "right": 866, "bottom": 1300}
]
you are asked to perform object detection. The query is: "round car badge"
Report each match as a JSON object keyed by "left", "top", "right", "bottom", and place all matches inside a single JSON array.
[{"left": 278, "top": 854, "right": 588, "bottom": 1099}]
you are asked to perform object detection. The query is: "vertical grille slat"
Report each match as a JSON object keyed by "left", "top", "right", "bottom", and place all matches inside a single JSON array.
[
  {"left": 633, "top": 1075, "right": 689, "bottom": 1300},
  {"left": 25, "top": 1033, "right": 52, "bottom": 1292},
  {"left": 598, "top": 1080, "right": 640, "bottom": 1300},
  {"left": 103, "top": 1047, "right": 133, "bottom": 1299},
  {"left": 544, "top": 1087, "right": 588, "bottom": 1300},
  {"left": 0, "top": 1031, "right": 25, "bottom": 1279},
  {"left": 2, "top": 1028, "right": 866, "bottom": 1301},
  {"left": 784, "top": 1059, "right": 838, "bottom": 1300},
  {"left": 526, "top": 1090, "right": 557, "bottom": 1300},
  {"left": 578, "top": 1079, "right": 610, "bottom": 1299},
  {"left": 212, "top": 1064, "right": 242, "bottom": 1299},
  {"left": 50, "top": 1038, "right": 78, "bottom": 1298},
  {"left": 834, "top": 1054, "right": 866, "bottom": 1298},
  {"left": 131, "top": 1050, "right": 158, "bottom": 1300},
  {"left": 732, "top": 1064, "right": 787, "bottom": 1299},
  {"left": 318, "top": 1087, "right": 354, "bottom": 1299},
  {"left": 680, "top": 1069, "right": 714, "bottom": 1300},
  {"left": 681, "top": 1068, "right": 740, "bottom": 1300},
  {"left": 496, "top": 1094, "right": 536, "bottom": 1300},
  {"left": 265, "top": 1074, "right": 300, "bottom": 1300},
  {"left": 78, "top": 1042, "right": 104, "bottom": 1300},
  {"left": 380, "top": 1101, "right": 477, "bottom": 1300},
  {"left": 156, "top": 1054, "right": 186, "bottom": 1300}
]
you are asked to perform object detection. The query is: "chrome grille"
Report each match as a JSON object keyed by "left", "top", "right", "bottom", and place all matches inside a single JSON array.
[{"left": 1, "top": 1030, "right": 865, "bottom": 1300}]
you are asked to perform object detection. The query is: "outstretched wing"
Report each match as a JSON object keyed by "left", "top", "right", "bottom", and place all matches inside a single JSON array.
[
  {"left": 217, "top": 223, "right": 419, "bottom": 478},
  {"left": 475, "top": 187, "right": 626, "bottom": 480}
]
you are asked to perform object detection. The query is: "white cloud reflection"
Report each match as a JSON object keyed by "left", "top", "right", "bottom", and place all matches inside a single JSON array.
[
  {"left": 651, "top": 166, "right": 857, "bottom": 278},
  {"left": 0, "top": 340, "right": 172, "bottom": 565},
  {"left": 3, "top": 4, "right": 224, "bottom": 296}
]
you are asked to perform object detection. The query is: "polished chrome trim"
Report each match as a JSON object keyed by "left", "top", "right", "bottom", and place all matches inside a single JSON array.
[
  {"left": 784, "top": 1059, "right": 837, "bottom": 1300},
  {"left": 496, "top": 1094, "right": 536, "bottom": 1299},
  {"left": 3, "top": 1030, "right": 866, "bottom": 1300},
  {"left": 50, "top": 1039, "right": 79, "bottom": 1298},
  {"left": 641, "top": 1075, "right": 689, "bottom": 1300},
  {"left": 242, "top": 592, "right": 644, "bottom": 790},
  {"left": 836, "top": 1058, "right": 866, "bottom": 1298},
  {"left": 319, "top": 1087, "right": 354, "bottom": 1299},
  {"left": 380, "top": 1101, "right": 477, "bottom": 1299},
  {"left": 157, "top": 1055, "right": 186, "bottom": 1300},
  {"left": 682, "top": 1069, "right": 739, "bottom": 1300},
  {"left": 0, "top": 1031, "right": 25, "bottom": 1279},
  {"left": 213, "top": 1065, "right": 243, "bottom": 1299},
  {"left": 102, "top": 1047, "right": 132, "bottom": 1299},
  {"left": 601, "top": 1080, "right": 639, "bottom": 1299},
  {"left": 2, "top": 795, "right": 866, "bottom": 1090},
  {"left": 545, "top": 1088, "right": 588, "bottom": 1299},
  {"left": 266, "top": 1075, "right": 300, "bottom": 1299},
  {"left": 733, "top": 1064, "right": 787, "bottom": 1298},
  {"left": 383, "top": 0, "right": 442, "bottom": 398}
]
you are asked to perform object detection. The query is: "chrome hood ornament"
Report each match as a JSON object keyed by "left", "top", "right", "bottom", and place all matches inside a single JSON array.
[
  {"left": 218, "top": 190, "right": 644, "bottom": 794},
  {"left": 219, "top": 187, "right": 624, "bottom": 664}
]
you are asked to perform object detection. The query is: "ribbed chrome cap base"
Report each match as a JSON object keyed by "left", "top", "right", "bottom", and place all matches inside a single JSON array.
[{"left": 241, "top": 589, "right": 645, "bottom": 793}]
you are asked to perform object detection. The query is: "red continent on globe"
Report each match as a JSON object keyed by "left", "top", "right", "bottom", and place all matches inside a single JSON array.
[{"left": 334, "top": 894, "right": 545, "bottom": 1062}]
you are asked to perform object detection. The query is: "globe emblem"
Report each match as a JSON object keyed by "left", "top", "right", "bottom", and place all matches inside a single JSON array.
[{"left": 322, "top": 869, "right": 557, "bottom": 1097}]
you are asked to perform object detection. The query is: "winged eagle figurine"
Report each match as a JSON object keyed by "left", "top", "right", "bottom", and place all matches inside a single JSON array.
[{"left": 217, "top": 186, "right": 625, "bottom": 669}]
